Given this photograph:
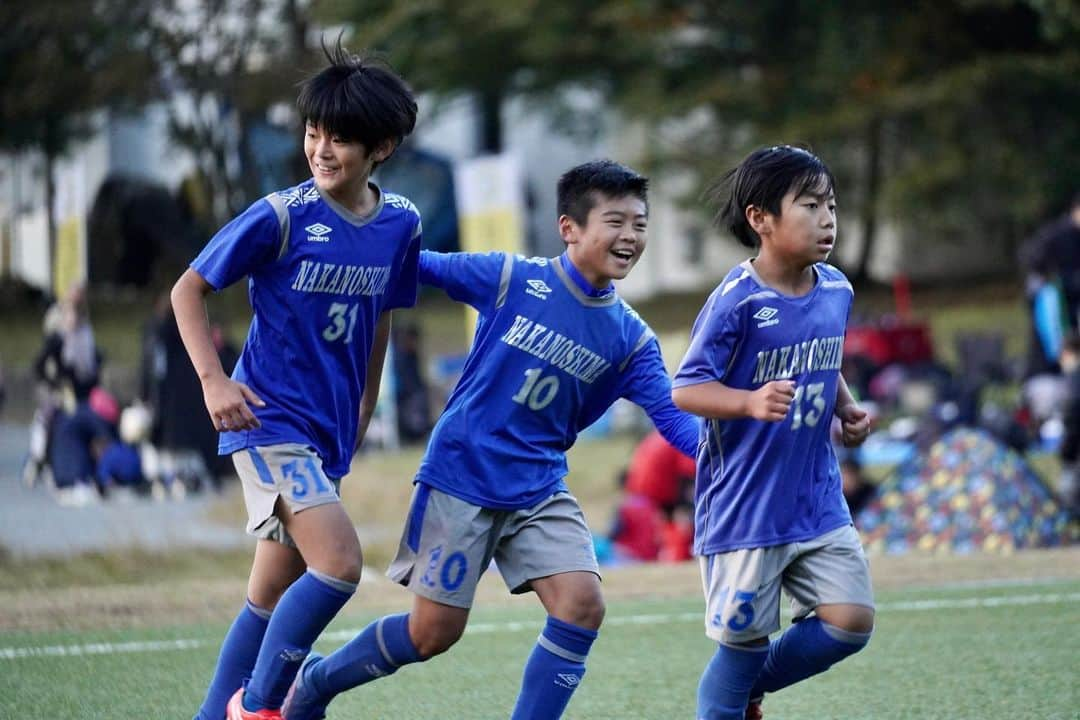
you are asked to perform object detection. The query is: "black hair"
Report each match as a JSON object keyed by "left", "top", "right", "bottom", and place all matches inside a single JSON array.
[
  {"left": 297, "top": 37, "right": 418, "bottom": 157},
  {"left": 710, "top": 145, "right": 836, "bottom": 248},
  {"left": 557, "top": 159, "right": 649, "bottom": 226}
]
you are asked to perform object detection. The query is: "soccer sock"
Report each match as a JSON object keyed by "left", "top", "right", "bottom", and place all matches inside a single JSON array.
[
  {"left": 242, "top": 569, "right": 356, "bottom": 711},
  {"left": 749, "top": 617, "right": 871, "bottom": 699},
  {"left": 696, "top": 642, "right": 769, "bottom": 720},
  {"left": 193, "top": 600, "right": 270, "bottom": 720},
  {"left": 509, "top": 616, "right": 598, "bottom": 720},
  {"left": 307, "top": 612, "right": 422, "bottom": 699}
]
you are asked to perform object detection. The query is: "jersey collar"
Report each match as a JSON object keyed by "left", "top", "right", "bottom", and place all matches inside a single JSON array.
[{"left": 558, "top": 253, "right": 615, "bottom": 299}]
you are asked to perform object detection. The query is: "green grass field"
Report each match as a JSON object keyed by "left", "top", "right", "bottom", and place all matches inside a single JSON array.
[{"left": 2, "top": 565, "right": 1077, "bottom": 720}]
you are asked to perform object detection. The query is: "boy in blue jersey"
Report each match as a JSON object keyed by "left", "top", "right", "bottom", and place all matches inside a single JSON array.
[
  {"left": 281, "top": 160, "right": 699, "bottom": 720},
  {"left": 170, "top": 41, "right": 420, "bottom": 720},
  {"left": 672, "top": 146, "right": 874, "bottom": 720}
]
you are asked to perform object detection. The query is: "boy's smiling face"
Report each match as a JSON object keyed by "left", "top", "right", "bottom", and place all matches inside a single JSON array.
[
  {"left": 561, "top": 192, "right": 648, "bottom": 288},
  {"left": 304, "top": 122, "right": 390, "bottom": 207}
]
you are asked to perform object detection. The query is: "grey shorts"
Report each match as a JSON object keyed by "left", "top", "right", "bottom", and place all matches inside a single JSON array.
[
  {"left": 387, "top": 484, "right": 600, "bottom": 608},
  {"left": 700, "top": 524, "right": 875, "bottom": 644},
  {"left": 231, "top": 443, "right": 341, "bottom": 548}
]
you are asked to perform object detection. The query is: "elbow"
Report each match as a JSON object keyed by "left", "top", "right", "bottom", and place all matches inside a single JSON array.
[{"left": 672, "top": 386, "right": 694, "bottom": 413}]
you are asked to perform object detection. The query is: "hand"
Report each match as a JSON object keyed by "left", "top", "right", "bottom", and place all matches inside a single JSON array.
[
  {"left": 747, "top": 380, "right": 796, "bottom": 422},
  {"left": 836, "top": 403, "right": 870, "bottom": 447},
  {"left": 201, "top": 374, "right": 265, "bottom": 432}
]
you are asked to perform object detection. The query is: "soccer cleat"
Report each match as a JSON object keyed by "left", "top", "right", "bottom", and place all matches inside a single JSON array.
[
  {"left": 745, "top": 697, "right": 764, "bottom": 720},
  {"left": 281, "top": 653, "right": 329, "bottom": 720},
  {"left": 226, "top": 688, "right": 283, "bottom": 720}
]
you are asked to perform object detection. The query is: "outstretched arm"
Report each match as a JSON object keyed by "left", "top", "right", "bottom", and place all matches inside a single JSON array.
[
  {"left": 621, "top": 339, "right": 699, "bottom": 457},
  {"left": 171, "top": 268, "right": 264, "bottom": 432}
]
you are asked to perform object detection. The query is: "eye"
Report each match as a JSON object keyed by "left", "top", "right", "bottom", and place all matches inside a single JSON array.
[
  {"left": 805, "top": 202, "right": 818, "bottom": 210},
  {"left": 635, "top": 223, "right": 647, "bottom": 232},
  {"left": 828, "top": 204, "right": 837, "bottom": 212}
]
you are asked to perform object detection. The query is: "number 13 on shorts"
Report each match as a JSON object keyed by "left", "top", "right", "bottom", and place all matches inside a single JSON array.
[{"left": 712, "top": 586, "right": 758, "bottom": 633}]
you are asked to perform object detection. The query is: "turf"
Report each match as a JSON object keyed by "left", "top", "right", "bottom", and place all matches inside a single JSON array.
[{"left": 3, "top": 577, "right": 1077, "bottom": 719}]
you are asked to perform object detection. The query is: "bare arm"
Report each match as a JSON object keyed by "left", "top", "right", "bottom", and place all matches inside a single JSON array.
[
  {"left": 170, "top": 268, "right": 264, "bottom": 431},
  {"left": 673, "top": 379, "right": 795, "bottom": 422},
  {"left": 834, "top": 374, "right": 870, "bottom": 447},
  {"left": 355, "top": 310, "right": 393, "bottom": 453}
]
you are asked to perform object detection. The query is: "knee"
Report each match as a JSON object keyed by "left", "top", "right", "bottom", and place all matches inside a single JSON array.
[
  {"left": 816, "top": 604, "right": 875, "bottom": 636},
  {"left": 409, "top": 619, "right": 463, "bottom": 659},
  {"left": 557, "top": 592, "right": 606, "bottom": 631},
  {"left": 317, "top": 542, "right": 364, "bottom": 585}
]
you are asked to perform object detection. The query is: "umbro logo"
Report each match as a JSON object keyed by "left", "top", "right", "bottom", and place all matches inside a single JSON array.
[
  {"left": 753, "top": 306, "right": 780, "bottom": 328},
  {"left": 525, "top": 279, "right": 552, "bottom": 300},
  {"left": 555, "top": 673, "right": 581, "bottom": 689},
  {"left": 305, "top": 223, "right": 332, "bottom": 242}
]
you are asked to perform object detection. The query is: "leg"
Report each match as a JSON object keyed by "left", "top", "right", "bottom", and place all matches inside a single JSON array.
[
  {"left": 696, "top": 549, "right": 786, "bottom": 720},
  {"left": 748, "top": 605, "right": 873, "bottom": 697},
  {"left": 509, "top": 571, "right": 603, "bottom": 720},
  {"left": 288, "top": 594, "right": 468, "bottom": 719},
  {"left": 285, "top": 485, "right": 484, "bottom": 720},
  {"left": 750, "top": 526, "right": 875, "bottom": 701},
  {"left": 241, "top": 500, "right": 361, "bottom": 712},
  {"left": 697, "top": 640, "right": 769, "bottom": 720},
  {"left": 195, "top": 541, "right": 305, "bottom": 720}
]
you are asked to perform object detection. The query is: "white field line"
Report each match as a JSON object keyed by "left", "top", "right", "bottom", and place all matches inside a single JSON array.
[{"left": 2, "top": 590, "right": 1077, "bottom": 661}]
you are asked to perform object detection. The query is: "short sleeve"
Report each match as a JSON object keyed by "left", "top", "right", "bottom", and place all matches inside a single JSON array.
[
  {"left": 191, "top": 199, "right": 282, "bottom": 290},
  {"left": 419, "top": 251, "right": 507, "bottom": 314},
  {"left": 673, "top": 292, "right": 741, "bottom": 388}
]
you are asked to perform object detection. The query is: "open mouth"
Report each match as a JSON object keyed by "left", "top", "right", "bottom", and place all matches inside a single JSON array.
[{"left": 611, "top": 249, "right": 635, "bottom": 262}]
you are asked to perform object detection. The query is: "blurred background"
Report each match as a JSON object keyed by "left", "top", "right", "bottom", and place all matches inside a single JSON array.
[{"left": 0, "top": 0, "right": 1077, "bottom": 564}]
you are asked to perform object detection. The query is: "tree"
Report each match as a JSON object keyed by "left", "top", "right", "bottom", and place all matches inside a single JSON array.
[
  {"left": 0, "top": 0, "right": 157, "bottom": 291},
  {"left": 146, "top": 0, "right": 317, "bottom": 229},
  {"left": 319, "top": 0, "right": 1080, "bottom": 283}
]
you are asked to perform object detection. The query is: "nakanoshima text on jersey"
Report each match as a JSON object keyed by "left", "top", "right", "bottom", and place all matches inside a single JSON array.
[
  {"left": 752, "top": 335, "right": 844, "bottom": 384},
  {"left": 290, "top": 260, "right": 393, "bottom": 297},
  {"left": 500, "top": 314, "right": 612, "bottom": 384}
]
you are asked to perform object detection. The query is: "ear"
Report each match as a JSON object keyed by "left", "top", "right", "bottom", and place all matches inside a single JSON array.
[
  {"left": 558, "top": 214, "right": 580, "bottom": 245},
  {"left": 745, "top": 205, "right": 772, "bottom": 238},
  {"left": 371, "top": 138, "right": 397, "bottom": 164}
]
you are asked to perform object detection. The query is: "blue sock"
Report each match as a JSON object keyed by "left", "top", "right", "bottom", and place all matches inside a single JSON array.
[
  {"left": 193, "top": 600, "right": 270, "bottom": 720},
  {"left": 750, "top": 617, "right": 871, "bottom": 699},
  {"left": 510, "top": 616, "right": 598, "bottom": 720},
  {"left": 697, "top": 643, "right": 769, "bottom": 720},
  {"left": 242, "top": 570, "right": 356, "bottom": 711},
  {"left": 309, "top": 612, "right": 422, "bottom": 698}
]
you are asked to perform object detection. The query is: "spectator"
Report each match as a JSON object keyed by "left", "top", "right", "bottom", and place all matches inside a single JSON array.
[
  {"left": 1019, "top": 192, "right": 1080, "bottom": 377},
  {"left": 391, "top": 323, "right": 432, "bottom": 444},
  {"left": 24, "top": 283, "right": 103, "bottom": 491},
  {"left": 624, "top": 429, "right": 697, "bottom": 513},
  {"left": 607, "top": 469, "right": 665, "bottom": 563},
  {"left": 839, "top": 453, "right": 875, "bottom": 518},
  {"left": 1058, "top": 332, "right": 1080, "bottom": 515}
]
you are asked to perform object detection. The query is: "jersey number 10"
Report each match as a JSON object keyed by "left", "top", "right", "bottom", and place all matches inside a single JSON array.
[{"left": 511, "top": 368, "right": 560, "bottom": 411}]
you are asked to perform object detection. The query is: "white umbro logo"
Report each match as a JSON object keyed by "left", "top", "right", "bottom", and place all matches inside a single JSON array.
[
  {"left": 753, "top": 306, "right": 780, "bottom": 328},
  {"left": 525, "top": 279, "right": 552, "bottom": 300},
  {"left": 555, "top": 673, "right": 581, "bottom": 689},
  {"left": 305, "top": 223, "right": 332, "bottom": 242}
]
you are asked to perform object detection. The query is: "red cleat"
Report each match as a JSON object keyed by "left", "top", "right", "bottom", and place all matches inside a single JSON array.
[
  {"left": 745, "top": 698, "right": 764, "bottom": 720},
  {"left": 226, "top": 688, "right": 283, "bottom": 720}
]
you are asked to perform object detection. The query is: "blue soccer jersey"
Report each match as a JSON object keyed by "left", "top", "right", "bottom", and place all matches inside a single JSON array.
[
  {"left": 191, "top": 179, "right": 421, "bottom": 478},
  {"left": 416, "top": 251, "right": 699, "bottom": 510},
  {"left": 673, "top": 260, "right": 854, "bottom": 554}
]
